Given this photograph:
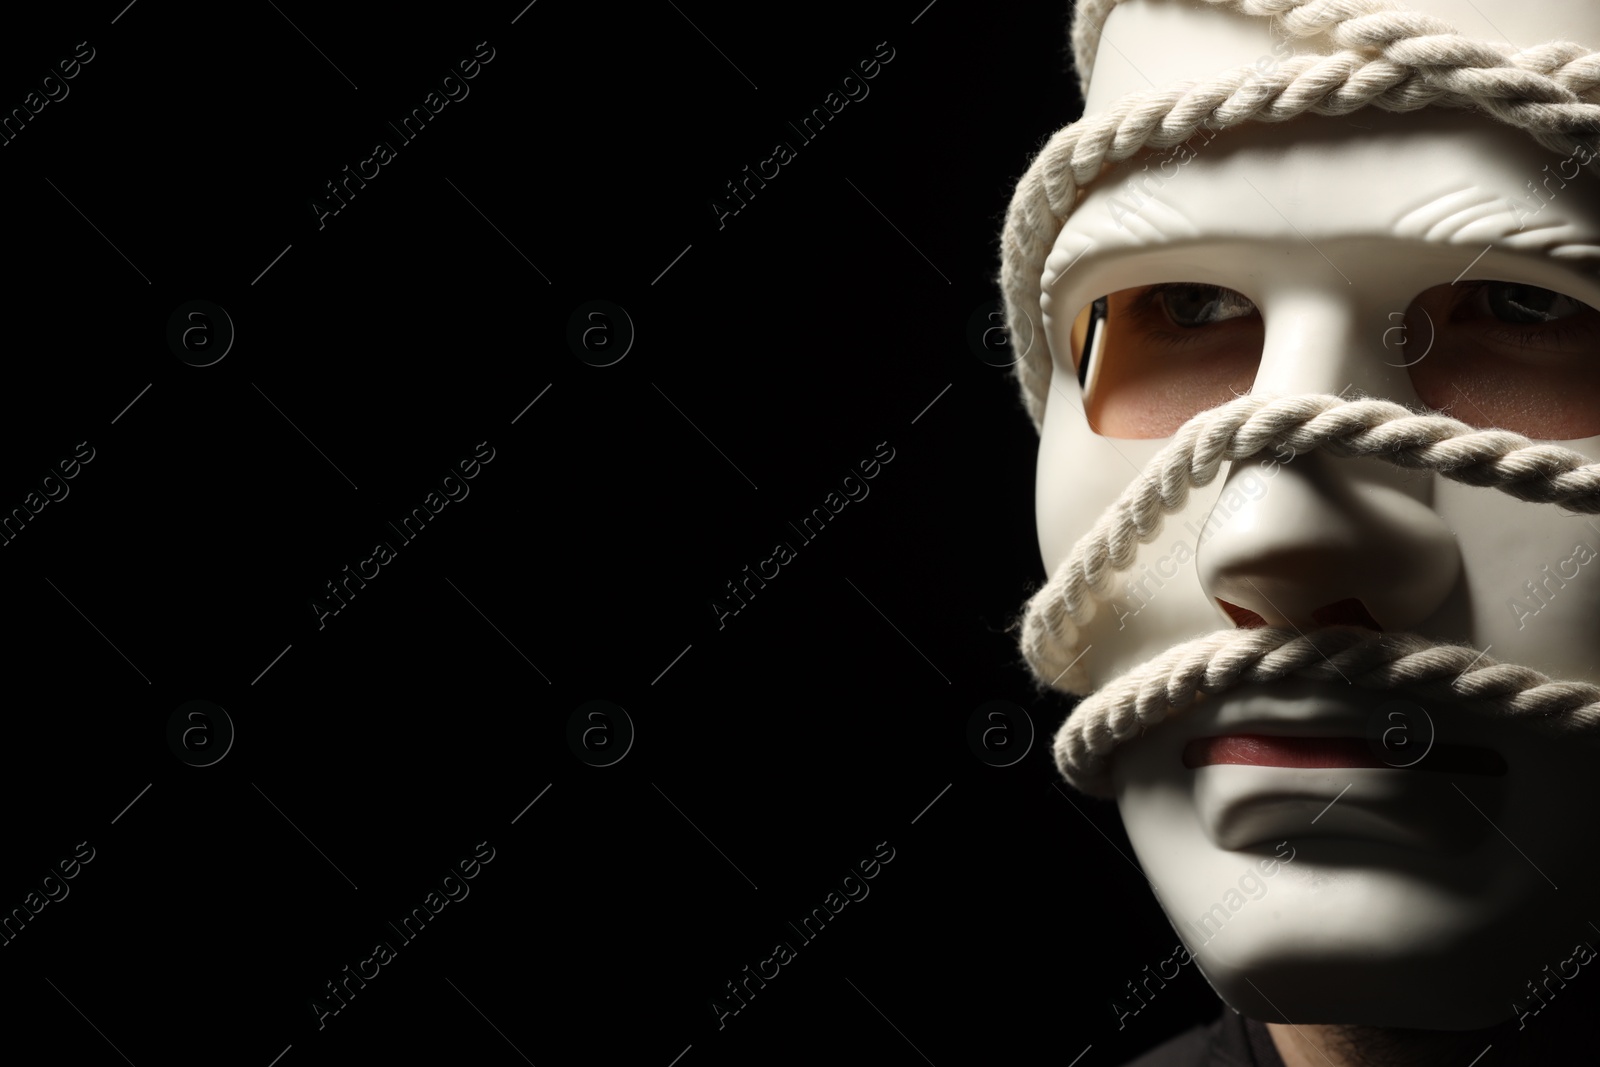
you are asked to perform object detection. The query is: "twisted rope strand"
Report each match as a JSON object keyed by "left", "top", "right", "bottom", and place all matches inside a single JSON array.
[
  {"left": 1006, "top": 0, "right": 1600, "bottom": 431},
  {"left": 1015, "top": 0, "right": 1600, "bottom": 796},
  {"left": 1020, "top": 394, "right": 1600, "bottom": 696},
  {"left": 1054, "top": 627, "right": 1600, "bottom": 796}
]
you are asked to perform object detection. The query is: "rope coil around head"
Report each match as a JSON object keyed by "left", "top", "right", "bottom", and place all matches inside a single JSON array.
[
  {"left": 1004, "top": 0, "right": 1600, "bottom": 432},
  {"left": 1020, "top": 393, "right": 1600, "bottom": 700}
]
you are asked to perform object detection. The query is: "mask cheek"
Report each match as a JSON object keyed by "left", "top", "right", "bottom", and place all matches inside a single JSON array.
[
  {"left": 1034, "top": 391, "right": 1110, "bottom": 569},
  {"left": 1435, "top": 469, "right": 1600, "bottom": 685}
]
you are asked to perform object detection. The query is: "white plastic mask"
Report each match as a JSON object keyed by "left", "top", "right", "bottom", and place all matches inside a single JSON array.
[{"left": 1028, "top": 0, "right": 1600, "bottom": 1028}]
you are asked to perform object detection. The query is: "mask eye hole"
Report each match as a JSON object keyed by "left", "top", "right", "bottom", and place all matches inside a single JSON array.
[
  {"left": 1067, "top": 284, "right": 1265, "bottom": 439},
  {"left": 1403, "top": 280, "right": 1600, "bottom": 439}
]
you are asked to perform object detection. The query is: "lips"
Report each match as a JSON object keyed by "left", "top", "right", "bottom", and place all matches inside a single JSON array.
[
  {"left": 1140, "top": 681, "right": 1513, "bottom": 852},
  {"left": 1181, "top": 732, "right": 1509, "bottom": 849},
  {"left": 1184, "top": 734, "right": 1507, "bottom": 774}
]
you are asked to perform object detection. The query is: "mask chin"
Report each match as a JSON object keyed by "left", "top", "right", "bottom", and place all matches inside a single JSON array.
[{"left": 1111, "top": 695, "right": 1600, "bottom": 1028}]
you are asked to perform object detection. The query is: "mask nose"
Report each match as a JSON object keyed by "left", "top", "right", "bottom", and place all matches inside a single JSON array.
[
  {"left": 1197, "top": 451, "right": 1460, "bottom": 631},
  {"left": 1196, "top": 295, "right": 1461, "bottom": 633}
]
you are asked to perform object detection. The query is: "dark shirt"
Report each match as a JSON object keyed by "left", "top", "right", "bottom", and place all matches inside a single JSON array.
[{"left": 1123, "top": 1010, "right": 1288, "bottom": 1067}]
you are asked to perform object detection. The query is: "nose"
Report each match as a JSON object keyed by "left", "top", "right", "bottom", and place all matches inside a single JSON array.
[
  {"left": 1196, "top": 452, "right": 1461, "bottom": 631},
  {"left": 1194, "top": 292, "right": 1462, "bottom": 632}
]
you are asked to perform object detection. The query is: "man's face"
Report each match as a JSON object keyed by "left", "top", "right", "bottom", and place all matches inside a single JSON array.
[{"left": 1036, "top": 107, "right": 1600, "bottom": 1026}]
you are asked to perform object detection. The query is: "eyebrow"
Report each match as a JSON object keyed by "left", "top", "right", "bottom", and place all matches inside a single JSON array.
[
  {"left": 1045, "top": 187, "right": 1600, "bottom": 296},
  {"left": 1396, "top": 185, "right": 1600, "bottom": 262}
]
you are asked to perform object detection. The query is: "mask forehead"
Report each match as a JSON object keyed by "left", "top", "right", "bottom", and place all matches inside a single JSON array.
[{"left": 1048, "top": 110, "right": 1600, "bottom": 299}]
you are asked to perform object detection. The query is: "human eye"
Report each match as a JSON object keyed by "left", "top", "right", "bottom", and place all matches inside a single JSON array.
[
  {"left": 1455, "top": 281, "right": 1600, "bottom": 352},
  {"left": 1066, "top": 283, "right": 1264, "bottom": 439},
  {"left": 1133, "top": 283, "right": 1259, "bottom": 329},
  {"left": 1405, "top": 280, "right": 1600, "bottom": 438}
]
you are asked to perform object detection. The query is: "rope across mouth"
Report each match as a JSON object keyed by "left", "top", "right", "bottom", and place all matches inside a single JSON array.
[{"left": 1051, "top": 626, "right": 1600, "bottom": 795}]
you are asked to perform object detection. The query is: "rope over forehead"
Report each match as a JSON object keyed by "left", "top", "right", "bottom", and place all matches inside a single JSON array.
[{"left": 1000, "top": 0, "right": 1600, "bottom": 432}]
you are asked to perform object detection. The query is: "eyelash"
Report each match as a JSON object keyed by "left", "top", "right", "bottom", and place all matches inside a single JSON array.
[
  {"left": 1483, "top": 321, "right": 1589, "bottom": 348},
  {"left": 1126, "top": 284, "right": 1253, "bottom": 348},
  {"left": 1446, "top": 282, "right": 1595, "bottom": 350},
  {"left": 1126, "top": 284, "right": 1185, "bottom": 326}
]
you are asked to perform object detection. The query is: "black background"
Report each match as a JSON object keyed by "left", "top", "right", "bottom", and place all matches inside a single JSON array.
[{"left": 0, "top": 2, "right": 1224, "bottom": 1063}]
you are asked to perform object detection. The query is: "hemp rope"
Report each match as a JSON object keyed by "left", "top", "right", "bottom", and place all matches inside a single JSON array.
[
  {"left": 1025, "top": 394, "right": 1600, "bottom": 794},
  {"left": 1055, "top": 627, "right": 1600, "bottom": 795},
  {"left": 1003, "top": 0, "right": 1600, "bottom": 794},
  {"left": 1002, "top": 0, "right": 1600, "bottom": 432}
]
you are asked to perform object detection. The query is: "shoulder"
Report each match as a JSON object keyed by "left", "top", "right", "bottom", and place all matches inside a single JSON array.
[
  {"left": 1118, "top": 1023, "right": 1211, "bottom": 1067},
  {"left": 1116, "top": 1011, "right": 1269, "bottom": 1067}
]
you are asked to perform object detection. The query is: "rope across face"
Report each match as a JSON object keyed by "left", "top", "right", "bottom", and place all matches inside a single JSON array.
[
  {"left": 1003, "top": 0, "right": 1600, "bottom": 795},
  {"left": 1023, "top": 393, "right": 1600, "bottom": 795}
]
